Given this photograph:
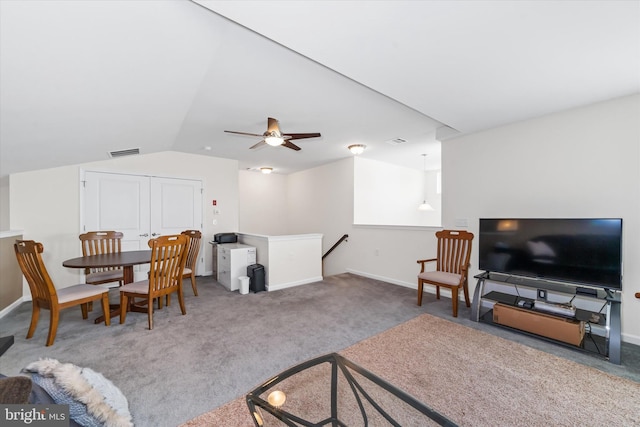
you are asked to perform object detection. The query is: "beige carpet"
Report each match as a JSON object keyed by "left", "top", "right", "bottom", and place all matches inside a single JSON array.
[{"left": 181, "top": 314, "right": 640, "bottom": 426}]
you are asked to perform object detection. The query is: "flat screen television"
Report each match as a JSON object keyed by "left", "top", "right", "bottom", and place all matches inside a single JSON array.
[{"left": 478, "top": 218, "right": 623, "bottom": 290}]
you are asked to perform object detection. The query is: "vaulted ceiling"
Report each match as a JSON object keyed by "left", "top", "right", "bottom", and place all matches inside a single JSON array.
[{"left": 1, "top": 0, "right": 638, "bottom": 177}]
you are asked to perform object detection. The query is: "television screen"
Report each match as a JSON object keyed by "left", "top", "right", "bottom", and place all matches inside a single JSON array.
[{"left": 478, "top": 218, "right": 622, "bottom": 290}]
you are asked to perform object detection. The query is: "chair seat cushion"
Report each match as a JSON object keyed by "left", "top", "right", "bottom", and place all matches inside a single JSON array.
[
  {"left": 86, "top": 270, "right": 123, "bottom": 284},
  {"left": 57, "top": 285, "right": 108, "bottom": 304},
  {"left": 183, "top": 267, "right": 192, "bottom": 276},
  {"left": 119, "top": 280, "right": 149, "bottom": 295},
  {"left": 418, "top": 271, "right": 462, "bottom": 287}
]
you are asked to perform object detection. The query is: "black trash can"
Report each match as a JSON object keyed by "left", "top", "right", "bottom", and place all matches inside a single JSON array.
[{"left": 247, "top": 264, "right": 266, "bottom": 293}]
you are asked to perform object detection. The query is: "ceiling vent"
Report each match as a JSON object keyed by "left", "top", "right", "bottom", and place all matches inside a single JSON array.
[
  {"left": 109, "top": 148, "right": 140, "bottom": 158},
  {"left": 385, "top": 138, "right": 407, "bottom": 145}
]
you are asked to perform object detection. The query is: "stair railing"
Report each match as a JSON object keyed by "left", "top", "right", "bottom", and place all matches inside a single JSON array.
[{"left": 323, "top": 234, "right": 348, "bottom": 260}]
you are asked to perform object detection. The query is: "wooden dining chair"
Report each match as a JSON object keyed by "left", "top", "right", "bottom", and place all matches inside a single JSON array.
[
  {"left": 161, "top": 230, "right": 202, "bottom": 308},
  {"left": 181, "top": 230, "right": 202, "bottom": 296},
  {"left": 14, "top": 240, "right": 111, "bottom": 346},
  {"left": 119, "top": 234, "right": 190, "bottom": 330},
  {"left": 417, "top": 229, "right": 474, "bottom": 317},
  {"left": 79, "top": 231, "right": 125, "bottom": 287}
]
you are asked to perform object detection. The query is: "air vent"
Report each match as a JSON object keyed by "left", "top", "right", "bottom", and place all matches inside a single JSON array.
[
  {"left": 109, "top": 148, "right": 140, "bottom": 158},
  {"left": 385, "top": 138, "right": 408, "bottom": 145}
]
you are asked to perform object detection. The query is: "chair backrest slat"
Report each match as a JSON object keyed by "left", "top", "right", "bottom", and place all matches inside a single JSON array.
[
  {"left": 435, "top": 230, "right": 474, "bottom": 274},
  {"left": 181, "top": 230, "right": 202, "bottom": 273},
  {"left": 14, "top": 240, "right": 58, "bottom": 304},
  {"left": 148, "top": 234, "right": 189, "bottom": 294},
  {"left": 79, "top": 231, "right": 123, "bottom": 274}
]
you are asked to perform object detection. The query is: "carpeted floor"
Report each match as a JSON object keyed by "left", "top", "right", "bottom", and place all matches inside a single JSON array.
[
  {"left": 1, "top": 273, "right": 638, "bottom": 426},
  {"left": 183, "top": 313, "right": 640, "bottom": 427}
]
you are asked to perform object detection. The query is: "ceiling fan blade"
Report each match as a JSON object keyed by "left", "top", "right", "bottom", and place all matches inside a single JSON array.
[
  {"left": 267, "top": 117, "right": 281, "bottom": 135},
  {"left": 249, "top": 140, "right": 267, "bottom": 150},
  {"left": 285, "top": 132, "right": 321, "bottom": 141},
  {"left": 224, "top": 130, "right": 264, "bottom": 137},
  {"left": 282, "top": 141, "right": 301, "bottom": 151}
]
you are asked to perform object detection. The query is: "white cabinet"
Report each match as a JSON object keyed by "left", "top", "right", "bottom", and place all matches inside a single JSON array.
[{"left": 217, "top": 243, "right": 256, "bottom": 291}]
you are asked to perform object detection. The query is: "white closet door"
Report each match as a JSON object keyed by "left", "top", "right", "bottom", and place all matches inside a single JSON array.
[
  {"left": 149, "top": 177, "right": 202, "bottom": 237},
  {"left": 82, "top": 171, "right": 204, "bottom": 278},
  {"left": 150, "top": 177, "right": 204, "bottom": 275},
  {"left": 82, "top": 171, "right": 151, "bottom": 251}
]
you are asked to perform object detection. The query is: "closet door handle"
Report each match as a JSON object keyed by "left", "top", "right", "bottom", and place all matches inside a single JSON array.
[
  {"left": 139, "top": 233, "right": 149, "bottom": 237},
  {"left": 152, "top": 233, "right": 160, "bottom": 237}
]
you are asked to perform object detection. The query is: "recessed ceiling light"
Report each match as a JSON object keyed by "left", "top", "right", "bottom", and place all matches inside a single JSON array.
[
  {"left": 260, "top": 167, "right": 273, "bottom": 174},
  {"left": 202, "top": 146, "right": 212, "bottom": 151}
]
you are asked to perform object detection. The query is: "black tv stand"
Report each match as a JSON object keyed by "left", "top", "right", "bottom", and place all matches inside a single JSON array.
[{"left": 471, "top": 272, "right": 622, "bottom": 364}]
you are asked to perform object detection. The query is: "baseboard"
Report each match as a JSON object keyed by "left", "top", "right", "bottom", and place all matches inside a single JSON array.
[
  {"left": 0, "top": 297, "right": 24, "bottom": 319},
  {"left": 622, "top": 332, "right": 640, "bottom": 346},
  {"left": 267, "top": 276, "right": 324, "bottom": 292},
  {"left": 345, "top": 268, "right": 454, "bottom": 299}
]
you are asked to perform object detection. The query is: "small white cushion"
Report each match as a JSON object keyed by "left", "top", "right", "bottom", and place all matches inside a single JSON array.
[
  {"left": 56, "top": 284, "right": 108, "bottom": 304},
  {"left": 119, "top": 280, "right": 149, "bottom": 295},
  {"left": 418, "top": 271, "right": 462, "bottom": 286},
  {"left": 183, "top": 267, "right": 192, "bottom": 276}
]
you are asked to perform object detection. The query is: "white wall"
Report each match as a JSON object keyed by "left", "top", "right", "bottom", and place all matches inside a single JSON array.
[
  {"left": 9, "top": 151, "right": 239, "bottom": 291},
  {"left": 443, "top": 94, "right": 640, "bottom": 344},
  {"left": 238, "top": 170, "right": 289, "bottom": 235},
  {"left": 0, "top": 176, "right": 9, "bottom": 230},
  {"left": 284, "top": 158, "right": 441, "bottom": 283}
]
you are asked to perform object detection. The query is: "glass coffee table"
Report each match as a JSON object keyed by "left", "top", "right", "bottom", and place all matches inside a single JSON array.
[{"left": 246, "top": 353, "right": 456, "bottom": 426}]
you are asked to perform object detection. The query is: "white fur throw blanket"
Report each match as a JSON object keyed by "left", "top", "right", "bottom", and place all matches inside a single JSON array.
[{"left": 23, "top": 358, "right": 133, "bottom": 427}]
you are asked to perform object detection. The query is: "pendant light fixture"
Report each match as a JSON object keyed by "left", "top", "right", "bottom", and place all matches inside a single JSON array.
[{"left": 418, "top": 154, "right": 434, "bottom": 211}]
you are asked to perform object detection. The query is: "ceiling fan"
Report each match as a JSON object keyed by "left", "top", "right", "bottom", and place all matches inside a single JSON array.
[{"left": 224, "top": 117, "right": 321, "bottom": 151}]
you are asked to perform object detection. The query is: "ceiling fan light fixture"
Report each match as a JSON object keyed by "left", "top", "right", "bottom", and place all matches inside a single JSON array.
[
  {"left": 265, "top": 135, "right": 284, "bottom": 146},
  {"left": 260, "top": 167, "right": 273, "bottom": 174},
  {"left": 348, "top": 144, "right": 366, "bottom": 155}
]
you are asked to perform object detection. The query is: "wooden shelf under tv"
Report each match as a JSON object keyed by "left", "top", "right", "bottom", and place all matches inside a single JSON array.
[{"left": 470, "top": 272, "right": 622, "bottom": 364}]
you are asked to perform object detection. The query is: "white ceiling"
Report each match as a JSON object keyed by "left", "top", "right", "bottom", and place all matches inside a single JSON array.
[{"left": 1, "top": 0, "right": 638, "bottom": 177}]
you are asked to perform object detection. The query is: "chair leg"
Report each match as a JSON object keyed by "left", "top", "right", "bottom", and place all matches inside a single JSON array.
[
  {"left": 46, "top": 307, "right": 60, "bottom": 346},
  {"left": 88, "top": 301, "right": 93, "bottom": 312},
  {"left": 451, "top": 288, "right": 459, "bottom": 318},
  {"left": 26, "top": 302, "right": 40, "bottom": 340},
  {"left": 100, "top": 293, "right": 111, "bottom": 326},
  {"left": 120, "top": 293, "right": 129, "bottom": 324},
  {"left": 177, "top": 289, "right": 186, "bottom": 315},
  {"left": 417, "top": 281, "right": 424, "bottom": 306},
  {"left": 80, "top": 303, "right": 89, "bottom": 319},
  {"left": 436, "top": 286, "right": 441, "bottom": 300},
  {"left": 147, "top": 302, "right": 154, "bottom": 330},
  {"left": 191, "top": 274, "right": 198, "bottom": 296},
  {"left": 463, "top": 281, "right": 471, "bottom": 307}
]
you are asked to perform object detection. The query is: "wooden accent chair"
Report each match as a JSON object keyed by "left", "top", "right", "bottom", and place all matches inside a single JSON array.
[
  {"left": 14, "top": 240, "right": 111, "bottom": 346},
  {"left": 417, "top": 229, "right": 474, "bottom": 317},
  {"left": 119, "top": 234, "right": 190, "bottom": 330},
  {"left": 181, "top": 230, "right": 202, "bottom": 296},
  {"left": 79, "top": 231, "right": 125, "bottom": 287}
]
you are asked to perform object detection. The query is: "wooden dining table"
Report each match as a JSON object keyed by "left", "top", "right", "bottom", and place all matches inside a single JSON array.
[{"left": 63, "top": 250, "right": 152, "bottom": 323}]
